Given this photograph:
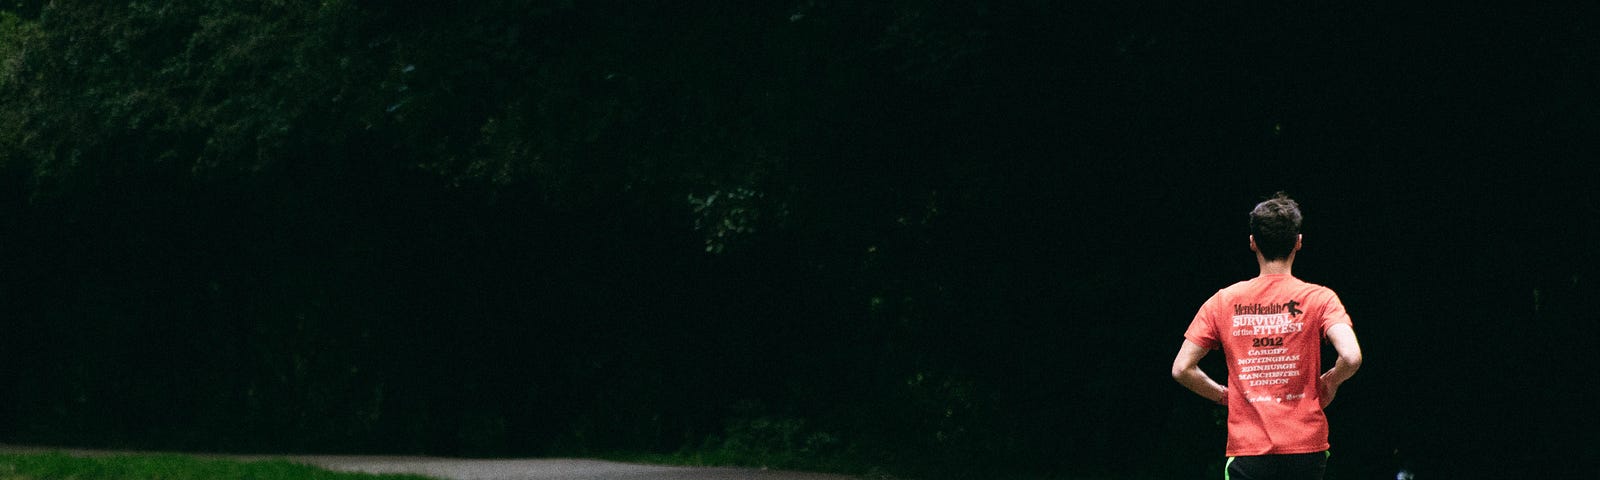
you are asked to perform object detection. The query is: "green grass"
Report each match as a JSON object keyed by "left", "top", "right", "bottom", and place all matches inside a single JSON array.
[{"left": 0, "top": 452, "right": 438, "bottom": 480}]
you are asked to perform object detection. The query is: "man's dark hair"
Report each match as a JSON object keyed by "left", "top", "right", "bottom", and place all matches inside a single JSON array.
[{"left": 1249, "top": 192, "right": 1302, "bottom": 261}]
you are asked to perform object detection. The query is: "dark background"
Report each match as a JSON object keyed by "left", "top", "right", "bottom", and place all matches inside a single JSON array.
[{"left": 1, "top": 1, "right": 1595, "bottom": 479}]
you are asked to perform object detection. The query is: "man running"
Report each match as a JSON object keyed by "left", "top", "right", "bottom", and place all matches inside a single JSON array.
[{"left": 1171, "top": 192, "right": 1364, "bottom": 480}]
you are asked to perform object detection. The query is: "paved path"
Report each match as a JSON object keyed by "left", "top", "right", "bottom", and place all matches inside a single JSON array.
[
  {"left": 295, "top": 455, "right": 858, "bottom": 480},
  {"left": 0, "top": 445, "right": 861, "bottom": 480}
]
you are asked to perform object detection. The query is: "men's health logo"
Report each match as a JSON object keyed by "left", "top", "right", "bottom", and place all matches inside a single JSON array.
[{"left": 1232, "top": 300, "right": 1303, "bottom": 317}]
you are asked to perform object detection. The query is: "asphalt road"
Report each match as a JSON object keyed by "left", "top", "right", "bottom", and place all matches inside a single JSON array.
[{"left": 0, "top": 445, "right": 861, "bottom": 480}]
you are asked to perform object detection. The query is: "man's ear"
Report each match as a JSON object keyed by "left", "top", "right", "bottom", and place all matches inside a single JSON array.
[
  {"left": 1294, "top": 234, "right": 1303, "bottom": 252},
  {"left": 1249, "top": 235, "right": 1259, "bottom": 253}
]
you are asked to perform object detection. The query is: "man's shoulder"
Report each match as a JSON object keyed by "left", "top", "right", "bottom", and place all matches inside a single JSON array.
[
  {"left": 1202, "top": 281, "right": 1250, "bottom": 305},
  {"left": 1293, "top": 279, "right": 1340, "bottom": 298},
  {"left": 1215, "top": 276, "right": 1340, "bottom": 299},
  {"left": 1217, "top": 279, "right": 1256, "bottom": 294}
]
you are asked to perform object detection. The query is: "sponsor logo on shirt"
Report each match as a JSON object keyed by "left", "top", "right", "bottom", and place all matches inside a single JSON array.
[{"left": 1232, "top": 300, "right": 1302, "bottom": 317}]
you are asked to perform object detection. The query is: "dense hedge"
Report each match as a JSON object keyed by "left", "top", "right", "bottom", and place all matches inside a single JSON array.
[{"left": 2, "top": 2, "right": 1596, "bottom": 478}]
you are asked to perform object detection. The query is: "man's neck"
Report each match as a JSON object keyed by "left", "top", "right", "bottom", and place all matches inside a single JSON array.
[{"left": 1257, "top": 257, "right": 1294, "bottom": 276}]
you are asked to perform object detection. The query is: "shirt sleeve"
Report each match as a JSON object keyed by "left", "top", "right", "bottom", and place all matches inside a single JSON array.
[
  {"left": 1184, "top": 291, "right": 1223, "bottom": 350},
  {"left": 1318, "top": 289, "right": 1352, "bottom": 334}
]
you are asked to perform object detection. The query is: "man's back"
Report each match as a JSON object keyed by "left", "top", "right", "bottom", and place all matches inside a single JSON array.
[{"left": 1185, "top": 274, "right": 1350, "bottom": 456}]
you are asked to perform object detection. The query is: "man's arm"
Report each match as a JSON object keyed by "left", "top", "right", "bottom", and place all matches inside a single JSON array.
[
  {"left": 1171, "top": 339, "right": 1227, "bottom": 404},
  {"left": 1318, "top": 323, "right": 1363, "bottom": 408}
]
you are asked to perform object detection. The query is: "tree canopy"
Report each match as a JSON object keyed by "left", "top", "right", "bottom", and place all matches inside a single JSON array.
[{"left": 2, "top": 2, "right": 1596, "bottom": 478}]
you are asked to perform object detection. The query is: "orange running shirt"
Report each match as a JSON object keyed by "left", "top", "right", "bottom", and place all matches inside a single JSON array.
[{"left": 1184, "top": 274, "right": 1352, "bottom": 456}]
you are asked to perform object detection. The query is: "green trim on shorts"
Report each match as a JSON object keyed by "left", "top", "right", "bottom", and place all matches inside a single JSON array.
[{"left": 1222, "top": 451, "right": 1329, "bottom": 479}]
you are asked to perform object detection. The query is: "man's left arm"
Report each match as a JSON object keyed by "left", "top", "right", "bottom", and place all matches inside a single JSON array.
[{"left": 1172, "top": 340, "right": 1227, "bottom": 404}]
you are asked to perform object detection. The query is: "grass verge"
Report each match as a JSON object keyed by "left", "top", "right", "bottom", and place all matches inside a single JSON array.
[
  {"left": 0, "top": 452, "right": 438, "bottom": 480},
  {"left": 596, "top": 448, "right": 888, "bottom": 479}
]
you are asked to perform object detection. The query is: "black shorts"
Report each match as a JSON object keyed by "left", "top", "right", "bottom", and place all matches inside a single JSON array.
[{"left": 1225, "top": 451, "right": 1329, "bottom": 480}]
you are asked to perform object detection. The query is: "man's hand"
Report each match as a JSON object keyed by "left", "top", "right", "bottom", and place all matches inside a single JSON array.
[{"left": 1318, "top": 373, "right": 1339, "bottom": 408}]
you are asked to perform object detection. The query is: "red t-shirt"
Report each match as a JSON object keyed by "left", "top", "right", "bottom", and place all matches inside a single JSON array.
[{"left": 1184, "top": 274, "right": 1352, "bottom": 456}]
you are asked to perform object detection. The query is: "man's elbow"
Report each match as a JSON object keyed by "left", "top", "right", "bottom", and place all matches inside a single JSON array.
[
  {"left": 1170, "top": 364, "right": 1189, "bottom": 381},
  {"left": 1342, "top": 351, "right": 1363, "bottom": 370}
]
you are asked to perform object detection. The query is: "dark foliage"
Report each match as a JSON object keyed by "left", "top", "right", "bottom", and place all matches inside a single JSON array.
[{"left": 2, "top": 2, "right": 1597, "bottom": 478}]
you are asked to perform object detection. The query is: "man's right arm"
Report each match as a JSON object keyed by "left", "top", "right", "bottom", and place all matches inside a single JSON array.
[
  {"left": 1172, "top": 339, "right": 1227, "bottom": 404},
  {"left": 1319, "top": 323, "right": 1362, "bottom": 407}
]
